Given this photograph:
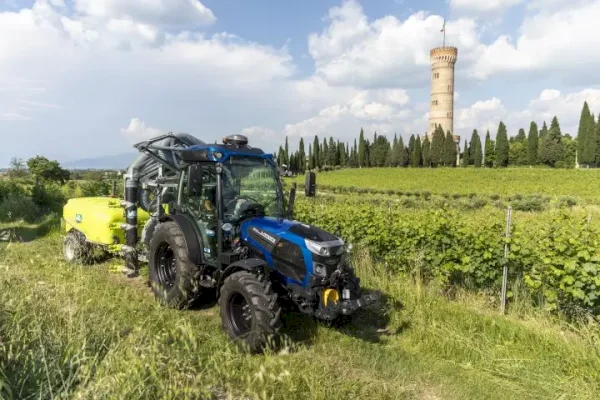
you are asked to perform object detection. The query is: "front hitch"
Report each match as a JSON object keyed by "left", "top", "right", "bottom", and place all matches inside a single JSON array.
[{"left": 314, "top": 290, "right": 382, "bottom": 321}]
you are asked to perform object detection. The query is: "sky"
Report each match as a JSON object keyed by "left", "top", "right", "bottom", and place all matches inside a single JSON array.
[{"left": 2, "top": 0, "right": 600, "bottom": 166}]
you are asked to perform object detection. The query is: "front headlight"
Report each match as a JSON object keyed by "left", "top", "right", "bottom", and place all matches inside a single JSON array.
[{"left": 305, "top": 239, "right": 330, "bottom": 257}]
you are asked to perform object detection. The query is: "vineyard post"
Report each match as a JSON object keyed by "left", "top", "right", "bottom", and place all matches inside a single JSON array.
[{"left": 501, "top": 206, "right": 512, "bottom": 315}]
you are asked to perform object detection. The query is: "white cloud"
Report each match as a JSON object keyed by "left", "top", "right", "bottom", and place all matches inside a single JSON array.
[
  {"left": 454, "top": 88, "right": 600, "bottom": 140},
  {"left": 74, "top": 0, "right": 216, "bottom": 27},
  {"left": 471, "top": 0, "right": 600, "bottom": 80},
  {"left": 308, "top": 0, "right": 482, "bottom": 88},
  {"left": 455, "top": 97, "right": 506, "bottom": 135},
  {"left": 120, "top": 118, "right": 164, "bottom": 142},
  {"left": 450, "top": 0, "right": 523, "bottom": 15}
]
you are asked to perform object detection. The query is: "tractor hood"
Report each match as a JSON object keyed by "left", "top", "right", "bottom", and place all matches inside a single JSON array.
[
  {"left": 240, "top": 216, "right": 344, "bottom": 252},
  {"left": 239, "top": 217, "right": 346, "bottom": 285}
]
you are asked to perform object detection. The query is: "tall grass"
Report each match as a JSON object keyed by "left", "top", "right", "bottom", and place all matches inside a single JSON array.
[{"left": 1, "top": 233, "right": 599, "bottom": 399}]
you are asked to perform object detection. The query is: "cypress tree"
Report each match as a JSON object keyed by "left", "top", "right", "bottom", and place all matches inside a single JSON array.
[
  {"left": 422, "top": 136, "right": 431, "bottom": 167},
  {"left": 516, "top": 128, "right": 526, "bottom": 142},
  {"left": 468, "top": 130, "right": 477, "bottom": 165},
  {"left": 473, "top": 134, "right": 482, "bottom": 168},
  {"left": 313, "top": 135, "right": 320, "bottom": 169},
  {"left": 308, "top": 144, "right": 313, "bottom": 170},
  {"left": 298, "top": 138, "right": 305, "bottom": 172},
  {"left": 397, "top": 136, "right": 407, "bottom": 167},
  {"left": 408, "top": 134, "right": 415, "bottom": 155},
  {"left": 577, "top": 102, "right": 592, "bottom": 166},
  {"left": 444, "top": 131, "right": 457, "bottom": 166},
  {"left": 358, "top": 128, "right": 366, "bottom": 168},
  {"left": 322, "top": 138, "right": 329, "bottom": 167},
  {"left": 562, "top": 134, "right": 577, "bottom": 168},
  {"left": 412, "top": 136, "right": 422, "bottom": 167},
  {"left": 495, "top": 121, "right": 509, "bottom": 167},
  {"left": 537, "top": 121, "right": 548, "bottom": 163},
  {"left": 527, "top": 121, "right": 539, "bottom": 165},
  {"left": 284, "top": 136, "right": 289, "bottom": 166},
  {"left": 484, "top": 130, "right": 495, "bottom": 167},
  {"left": 277, "top": 146, "right": 285, "bottom": 167},
  {"left": 462, "top": 140, "right": 468, "bottom": 167},
  {"left": 430, "top": 125, "right": 445, "bottom": 167},
  {"left": 585, "top": 112, "right": 597, "bottom": 166},
  {"left": 539, "top": 116, "right": 564, "bottom": 167},
  {"left": 353, "top": 138, "right": 358, "bottom": 167},
  {"left": 390, "top": 134, "right": 399, "bottom": 166}
]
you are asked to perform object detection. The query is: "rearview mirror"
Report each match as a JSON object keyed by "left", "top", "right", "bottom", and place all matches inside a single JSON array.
[{"left": 187, "top": 164, "right": 203, "bottom": 197}]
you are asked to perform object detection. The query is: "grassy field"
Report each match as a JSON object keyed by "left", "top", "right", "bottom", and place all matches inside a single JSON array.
[
  {"left": 293, "top": 168, "right": 600, "bottom": 203},
  {"left": 1, "top": 226, "right": 599, "bottom": 399}
]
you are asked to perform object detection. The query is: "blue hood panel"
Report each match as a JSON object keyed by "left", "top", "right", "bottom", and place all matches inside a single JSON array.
[{"left": 240, "top": 217, "right": 342, "bottom": 287}]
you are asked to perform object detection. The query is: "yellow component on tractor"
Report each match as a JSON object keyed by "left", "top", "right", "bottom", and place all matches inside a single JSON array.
[
  {"left": 322, "top": 288, "right": 340, "bottom": 307},
  {"left": 62, "top": 197, "right": 151, "bottom": 246}
]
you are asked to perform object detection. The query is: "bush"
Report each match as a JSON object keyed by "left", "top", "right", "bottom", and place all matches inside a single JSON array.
[
  {"left": 0, "top": 194, "right": 41, "bottom": 223},
  {"left": 557, "top": 196, "right": 578, "bottom": 209}
]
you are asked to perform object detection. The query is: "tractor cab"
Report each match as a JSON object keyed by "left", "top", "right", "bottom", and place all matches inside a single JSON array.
[{"left": 172, "top": 135, "right": 291, "bottom": 270}]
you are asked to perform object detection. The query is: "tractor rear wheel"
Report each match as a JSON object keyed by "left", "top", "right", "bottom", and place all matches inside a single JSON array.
[
  {"left": 148, "top": 221, "right": 201, "bottom": 309},
  {"left": 219, "top": 271, "right": 282, "bottom": 353},
  {"left": 63, "top": 230, "right": 93, "bottom": 264}
]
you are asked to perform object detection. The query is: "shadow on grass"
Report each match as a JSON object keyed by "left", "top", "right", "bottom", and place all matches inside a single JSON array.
[{"left": 280, "top": 289, "right": 404, "bottom": 349}]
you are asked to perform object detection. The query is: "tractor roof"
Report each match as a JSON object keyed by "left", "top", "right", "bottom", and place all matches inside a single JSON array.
[{"left": 180, "top": 135, "right": 272, "bottom": 163}]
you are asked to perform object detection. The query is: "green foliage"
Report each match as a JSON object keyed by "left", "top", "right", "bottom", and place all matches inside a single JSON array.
[
  {"left": 422, "top": 136, "right": 431, "bottom": 167},
  {"left": 444, "top": 131, "right": 457, "bottom": 167},
  {"left": 527, "top": 121, "right": 539, "bottom": 166},
  {"left": 509, "top": 141, "right": 528, "bottom": 166},
  {"left": 430, "top": 125, "right": 445, "bottom": 167},
  {"left": 357, "top": 128, "right": 365, "bottom": 168},
  {"left": 518, "top": 212, "right": 600, "bottom": 316},
  {"left": 578, "top": 102, "right": 596, "bottom": 167},
  {"left": 495, "top": 121, "right": 509, "bottom": 167},
  {"left": 370, "top": 134, "right": 391, "bottom": 167},
  {"left": 411, "top": 136, "right": 422, "bottom": 167},
  {"left": 484, "top": 130, "right": 495, "bottom": 167},
  {"left": 296, "top": 197, "right": 600, "bottom": 316},
  {"left": 81, "top": 180, "right": 111, "bottom": 197},
  {"left": 539, "top": 117, "right": 564, "bottom": 167}
]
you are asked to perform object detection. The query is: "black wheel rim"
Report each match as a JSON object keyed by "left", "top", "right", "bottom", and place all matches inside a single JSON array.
[
  {"left": 228, "top": 292, "right": 252, "bottom": 336},
  {"left": 156, "top": 242, "right": 177, "bottom": 289}
]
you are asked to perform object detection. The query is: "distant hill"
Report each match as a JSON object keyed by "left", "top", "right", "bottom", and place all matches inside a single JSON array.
[{"left": 62, "top": 152, "right": 138, "bottom": 170}]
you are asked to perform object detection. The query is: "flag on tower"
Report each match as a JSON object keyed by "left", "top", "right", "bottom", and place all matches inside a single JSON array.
[{"left": 441, "top": 19, "right": 445, "bottom": 32}]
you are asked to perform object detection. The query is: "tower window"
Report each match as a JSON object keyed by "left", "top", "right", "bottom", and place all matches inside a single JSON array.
[
  {"left": 447, "top": 112, "right": 453, "bottom": 118},
  {"left": 431, "top": 100, "right": 438, "bottom": 106},
  {"left": 448, "top": 85, "right": 453, "bottom": 91}
]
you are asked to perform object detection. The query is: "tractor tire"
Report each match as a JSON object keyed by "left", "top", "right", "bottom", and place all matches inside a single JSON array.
[
  {"left": 219, "top": 270, "right": 283, "bottom": 353},
  {"left": 148, "top": 221, "right": 201, "bottom": 309},
  {"left": 63, "top": 230, "right": 93, "bottom": 264}
]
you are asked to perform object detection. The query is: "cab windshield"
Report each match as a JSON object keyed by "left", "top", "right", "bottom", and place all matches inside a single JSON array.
[{"left": 221, "top": 156, "right": 285, "bottom": 222}]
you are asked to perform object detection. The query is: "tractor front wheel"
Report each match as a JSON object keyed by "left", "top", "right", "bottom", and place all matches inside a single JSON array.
[
  {"left": 148, "top": 221, "right": 201, "bottom": 309},
  {"left": 219, "top": 271, "right": 282, "bottom": 353}
]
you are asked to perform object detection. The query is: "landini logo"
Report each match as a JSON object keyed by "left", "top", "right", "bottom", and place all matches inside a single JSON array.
[{"left": 251, "top": 227, "right": 277, "bottom": 244}]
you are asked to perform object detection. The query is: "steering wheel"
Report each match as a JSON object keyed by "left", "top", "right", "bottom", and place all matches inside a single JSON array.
[{"left": 225, "top": 195, "right": 261, "bottom": 217}]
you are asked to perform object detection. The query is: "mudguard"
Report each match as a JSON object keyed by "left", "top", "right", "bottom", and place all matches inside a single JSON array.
[
  {"left": 217, "top": 258, "right": 269, "bottom": 292},
  {"left": 159, "top": 214, "right": 204, "bottom": 265}
]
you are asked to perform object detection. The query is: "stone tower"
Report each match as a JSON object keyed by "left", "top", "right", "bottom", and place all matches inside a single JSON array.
[{"left": 428, "top": 46, "right": 457, "bottom": 137}]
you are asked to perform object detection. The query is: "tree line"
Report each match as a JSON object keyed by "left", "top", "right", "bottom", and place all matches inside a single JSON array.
[{"left": 277, "top": 100, "right": 597, "bottom": 172}]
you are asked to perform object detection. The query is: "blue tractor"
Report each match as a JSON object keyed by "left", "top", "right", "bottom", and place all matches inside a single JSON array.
[{"left": 119, "top": 133, "right": 379, "bottom": 352}]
